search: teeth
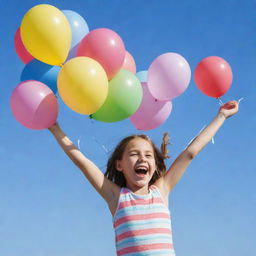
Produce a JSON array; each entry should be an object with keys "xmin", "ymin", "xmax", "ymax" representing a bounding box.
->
[{"xmin": 135, "ymin": 166, "xmax": 147, "ymax": 170}]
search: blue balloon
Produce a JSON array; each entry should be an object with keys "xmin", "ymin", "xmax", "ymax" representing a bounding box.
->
[
  {"xmin": 20, "ymin": 59, "xmax": 60, "ymax": 94},
  {"xmin": 62, "ymin": 10, "xmax": 89, "ymax": 59},
  {"xmin": 136, "ymin": 70, "xmax": 148, "ymax": 83}
]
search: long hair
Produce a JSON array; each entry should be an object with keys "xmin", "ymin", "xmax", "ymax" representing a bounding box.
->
[{"xmin": 104, "ymin": 133, "xmax": 170, "ymax": 187}]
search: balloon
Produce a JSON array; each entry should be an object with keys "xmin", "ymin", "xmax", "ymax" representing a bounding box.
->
[
  {"xmin": 57, "ymin": 57, "xmax": 108, "ymax": 115},
  {"xmin": 10, "ymin": 80, "xmax": 58, "ymax": 130},
  {"xmin": 62, "ymin": 10, "xmax": 89, "ymax": 59},
  {"xmin": 20, "ymin": 4, "xmax": 71, "ymax": 66},
  {"xmin": 77, "ymin": 28, "xmax": 125, "ymax": 80},
  {"xmin": 91, "ymin": 69, "xmax": 143, "ymax": 122},
  {"xmin": 136, "ymin": 71, "xmax": 148, "ymax": 83},
  {"xmin": 21, "ymin": 59, "xmax": 60, "ymax": 93},
  {"xmin": 194, "ymin": 56, "xmax": 233, "ymax": 98},
  {"xmin": 148, "ymin": 52, "xmax": 191, "ymax": 101},
  {"xmin": 130, "ymin": 83, "xmax": 172, "ymax": 130},
  {"xmin": 121, "ymin": 51, "xmax": 136, "ymax": 74},
  {"xmin": 14, "ymin": 27, "xmax": 34, "ymax": 64}
]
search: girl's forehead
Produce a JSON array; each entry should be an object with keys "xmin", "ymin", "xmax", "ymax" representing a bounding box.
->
[{"xmin": 126, "ymin": 138, "xmax": 153, "ymax": 151}]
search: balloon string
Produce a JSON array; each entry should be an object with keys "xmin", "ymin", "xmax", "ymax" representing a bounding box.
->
[
  {"xmin": 77, "ymin": 136, "xmax": 110, "ymax": 155},
  {"xmin": 92, "ymin": 136, "xmax": 110, "ymax": 154},
  {"xmin": 184, "ymin": 124, "xmax": 214, "ymax": 150},
  {"xmin": 218, "ymin": 97, "xmax": 244, "ymax": 106},
  {"xmin": 88, "ymin": 117, "xmax": 110, "ymax": 154},
  {"xmin": 185, "ymin": 97, "xmax": 245, "ymax": 150},
  {"xmin": 238, "ymin": 97, "xmax": 244, "ymax": 103},
  {"xmin": 217, "ymin": 98, "xmax": 224, "ymax": 106},
  {"xmin": 77, "ymin": 138, "xmax": 81, "ymax": 150}
]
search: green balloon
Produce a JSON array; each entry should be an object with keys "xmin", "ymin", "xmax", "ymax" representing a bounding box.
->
[{"xmin": 91, "ymin": 69, "xmax": 143, "ymax": 122}]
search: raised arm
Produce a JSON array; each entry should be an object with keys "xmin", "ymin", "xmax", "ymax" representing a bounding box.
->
[
  {"xmin": 48, "ymin": 123, "xmax": 120, "ymax": 206},
  {"xmin": 160, "ymin": 100, "xmax": 239, "ymax": 193}
]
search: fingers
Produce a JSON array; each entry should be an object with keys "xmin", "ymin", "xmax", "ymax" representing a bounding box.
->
[
  {"xmin": 223, "ymin": 100, "xmax": 238, "ymax": 107},
  {"xmin": 227, "ymin": 100, "xmax": 238, "ymax": 105},
  {"xmin": 221, "ymin": 101, "xmax": 238, "ymax": 110}
]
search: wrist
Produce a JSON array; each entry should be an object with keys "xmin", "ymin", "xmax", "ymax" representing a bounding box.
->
[
  {"xmin": 48, "ymin": 123, "xmax": 60, "ymax": 133},
  {"xmin": 217, "ymin": 112, "xmax": 227, "ymax": 120}
]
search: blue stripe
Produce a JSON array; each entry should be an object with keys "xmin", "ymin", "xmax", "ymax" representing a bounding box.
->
[
  {"xmin": 117, "ymin": 234, "xmax": 172, "ymax": 249},
  {"xmin": 114, "ymin": 204, "xmax": 170, "ymax": 220}
]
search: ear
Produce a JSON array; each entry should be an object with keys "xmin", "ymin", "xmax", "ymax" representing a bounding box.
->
[{"xmin": 115, "ymin": 160, "xmax": 123, "ymax": 172}]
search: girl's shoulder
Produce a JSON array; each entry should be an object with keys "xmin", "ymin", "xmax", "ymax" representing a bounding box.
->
[
  {"xmin": 106, "ymin": 185, "xmax": 121, "ymax": 217},
  {"xmin": 152, "ymin": 177, "xmax": 169, "ymax": 207}
]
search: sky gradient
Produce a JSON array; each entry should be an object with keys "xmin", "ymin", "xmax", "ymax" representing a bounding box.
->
[{"xmin": 0, "ymin": 0, "xmax": 255, "ymax": 255}]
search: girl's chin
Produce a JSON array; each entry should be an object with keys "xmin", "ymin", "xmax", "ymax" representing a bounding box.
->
[
  {"xmin": 134, "ymin": 179, "xmax": 149, "ymax": 187},
  {"xmin": 127, "ymin": 174, "xmax": 152, "ymax": 188}
]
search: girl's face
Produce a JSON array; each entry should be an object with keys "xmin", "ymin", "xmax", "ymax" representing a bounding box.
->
[{"xmin": 116, "ymin": 137, "xmax": 157, "ymax": 192}]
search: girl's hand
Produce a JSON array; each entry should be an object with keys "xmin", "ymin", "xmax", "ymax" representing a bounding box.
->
[{"xmin": 219, "ymin": 100, "xmax": 239, "ymax": 119}]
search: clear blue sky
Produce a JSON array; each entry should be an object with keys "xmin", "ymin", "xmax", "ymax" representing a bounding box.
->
[{"xmin": 1, "ymin": 0, "xmax": 255, "ymax": 255}]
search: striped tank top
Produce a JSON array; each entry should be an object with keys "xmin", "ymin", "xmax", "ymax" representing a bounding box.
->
[{"xmin": 113, "ymin": 185, "xmax": 175, "ymax": 255}]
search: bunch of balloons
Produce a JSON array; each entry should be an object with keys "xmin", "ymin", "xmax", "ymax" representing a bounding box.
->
[
  {"xmin": 11, "ymin": 4, "xmax": 233, "ymax": 131},
  {"xmin": 11, "ymin": 4, "xmax": 142, "ymax": 129}
]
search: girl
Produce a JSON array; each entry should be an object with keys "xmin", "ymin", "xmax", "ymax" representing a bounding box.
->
[{"xmin": 48, "ymin": 100, "xmax": 239, "ymax": 255}]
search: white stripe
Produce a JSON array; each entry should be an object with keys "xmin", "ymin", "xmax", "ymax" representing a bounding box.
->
[{"xmin": 122, "ymin": 248, "xmax": 175, "ymax": 256}]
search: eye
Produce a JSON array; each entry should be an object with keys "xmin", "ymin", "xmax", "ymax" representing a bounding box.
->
[{"xmin": 146, "ymin": 154, "xmax": 153, "ymax": 158}]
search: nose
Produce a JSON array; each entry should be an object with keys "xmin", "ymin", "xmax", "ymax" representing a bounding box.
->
[{"xmin": 138, "ymin": 154, "xmax": 146, "ymax": 162}]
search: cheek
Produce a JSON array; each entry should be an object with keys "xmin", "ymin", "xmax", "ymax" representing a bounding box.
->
[
  {"xmin": 127, "ymin": 157, "xmax": 137, "ymax": 165},
  {"xmin": 123, "ymin": 158, "xmax": 137, "ymax": 171},
  {"xmin": 151, "ymin": 159, "xmax": 157, "ymax": 168},
  {"xmin": 152, "ymin": 163, "xmax": 159, "ymax": 174}
]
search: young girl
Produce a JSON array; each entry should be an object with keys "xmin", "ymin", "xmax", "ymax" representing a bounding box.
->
[{"xmin": 48, "ymin": 100, "xmax": 239, "ymax": 255}]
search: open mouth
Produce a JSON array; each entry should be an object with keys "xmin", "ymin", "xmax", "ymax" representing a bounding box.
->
[{"xmin": 134, "ymin": 167, "xmax": 148, "ymax": 175}]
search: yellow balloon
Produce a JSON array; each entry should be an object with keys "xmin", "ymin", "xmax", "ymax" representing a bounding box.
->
[
  {"xmin": 58, "ymin": 57, "xmax": 109, "ymax": 114},
  {"xmin": 20, "ymin": 4, "xmax": 71, "ymax": 66}
]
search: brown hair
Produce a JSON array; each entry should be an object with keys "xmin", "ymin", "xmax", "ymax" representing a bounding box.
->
[{"xmin": 104, "ymin": 133, "xmax": 170, "ymax": 187}]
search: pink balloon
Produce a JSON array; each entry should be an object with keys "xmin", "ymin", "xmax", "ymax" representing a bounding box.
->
[
  {"xmin": 77, "ymin": 28, "xmax": 125, "ymax": 80},
  {"xmin": 14, "ymin": 28, "xmax": 34, "ymax": 64},
  {"xmin": 130, "ymin": 83, "xmax": 172, "ymax": 130},
  {"xmin": 10, "ymin": 80, "xmax": 58, "ymax": 130},
  {"xmin": 148, "ymin": 52, "xmax": 191, "ymax": 101},
  {"xmin": 122, "ymin": 51, "xmax": 136, "ymax": 74}
]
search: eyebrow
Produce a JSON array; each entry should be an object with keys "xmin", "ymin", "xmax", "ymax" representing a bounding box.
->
[{"xmin": 128, "ymin": 149, "xmax": 153, "ymax": 153}]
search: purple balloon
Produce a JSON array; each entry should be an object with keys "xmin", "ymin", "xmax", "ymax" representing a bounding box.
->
[
  {"xmin": 148, "ymin": 52, "xmax": 191, "ymax": 101},
  {"xmin": 130, "ymin": 83, "xmax": 172, "ymax": 130}
]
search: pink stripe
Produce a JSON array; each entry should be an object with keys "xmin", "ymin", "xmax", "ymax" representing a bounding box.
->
[
  {"xmin": 117, "ymin": 243, "xmax": 173, "ymax": 255},
  {"xmin": 116, "ymin": 228, "xmax": 171, "ymax": 242},
  {"xmin": 114, "ymin": 212, "xmax": 169, "ymax": 228},
  {"xmin": 118, "ymin": 197, "xmax": 163, "ymax": 209}
]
